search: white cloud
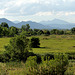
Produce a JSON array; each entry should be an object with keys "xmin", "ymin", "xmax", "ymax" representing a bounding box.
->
[
  {"xmin": 14, "ymin": 0, "xmax": 39, "ymax": 6},
  {"xmin": 0, "ymin": 8, "xmax": 8, "ymax": 15},
  {"xmin": 56, "ymin": 11, "xmax": 75, "ymax": 16},
  {"xmin": 0, "ymin": 9, "xmax": 5, "ymax": 15},
  {"xmin": 56, "ymin": 11, "xmax": 64, "ymax": 16},
  {"xmin": 0, "ymin": 0, "xmax": 75, "ymax": 22},
  {"xmin": 34, "ymin": 12, "xmax": 53, "ymax": 16},
  {"xmin": 63, "ymin": 0, "xmax": 66, "ymax": 2},
  {"xmin": 1, "ymin": 0, "xmax": 75, "ymax": 16},
  {"xmin": 65, "ymin": 12, "xmax": 75, "ymax": 16}
]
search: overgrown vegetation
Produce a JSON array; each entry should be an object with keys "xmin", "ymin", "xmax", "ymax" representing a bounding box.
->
[
  {"xmin": 0, "ymin": 54, "xmax": 69, "ymax": 75},
  {"xmin": 25, "ymin": 54, "xmax": 68, "ymax": 75},
  {"xmin": 0, "ymin": 22, "xmax": 75, "ymax": 74}
]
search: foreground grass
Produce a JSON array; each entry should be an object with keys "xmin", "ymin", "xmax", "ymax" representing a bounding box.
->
[
  {"xmin": 0, "ymin": 59, "xmax": 74, "ymax": 75},
  {"xmin": 0, "ymin": 62, "xmax": 28, "ymax": 75}
]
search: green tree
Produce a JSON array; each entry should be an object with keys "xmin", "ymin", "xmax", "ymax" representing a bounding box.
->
[
  {"xmin": 59, "ymin": 30, "xmax": 64, "ymax": 35},
  {"xmin": 9, "ymin": 26, "xmax": 18, "ymax": 36},
  {"xmin": 0, "ymin": 26, "xmax": 9, "ymax": 37},
  {"xmin": 2, "ymin": 27, "xmax": 9, "ymax": 36},
  {"xmin": 71, "ymin": 27, "xmax": 75, "ymax": 34},
  {"xmin": 21, "ymin": 24, "xmax": 30, "ymax": 31},
  {"xmin": 37, "ymin": 30, "xmax": 44, "ymax": 35},
  {"xmin": 50, "ymin": 29, "xmax": 59, "ymax": 35},
  {"xmin": 0, "ymin": 22, "xmax": 9, "ymax": 28},
  {"xmin": 30, "ymin": 37, "xmax": 40, "ymax": 48},
  {"xmin": 43, "ymin": 30, "xmax": 50, "ymax": 36},
  {"xmin": 25, "ymin": 24, "xmax": 30, "ymax": 31},
  {"xmin": 0, "ymin": 26, "xmax": 3, "ymax": 37},
  {"xmin": 4, "ymin": 35, "xmax": 31, "ymax": 61},
  {"xmin": 20, "ymin": 31, "xmax": 31, "ymax": 36},
  {"xmin": 21, "ymin": 25, "xmax": 26, "ymax": 31}
]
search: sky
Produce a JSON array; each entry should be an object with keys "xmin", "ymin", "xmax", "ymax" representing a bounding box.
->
[{"xmin": 0, "ymin": 0, "xmax": 75, "ymax": 23}]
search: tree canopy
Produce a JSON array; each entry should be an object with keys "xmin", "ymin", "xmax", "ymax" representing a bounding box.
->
[
  {"xmin": 30, "ymin": 37, "xmax": 40, "ymax": 48},
  {"xmin": 0, "ymin": 22, "xmax": 9, "ymax": 28},
  {"xmin": 5, "ymin": 35, "xmax": 31, "ymax": 61}
]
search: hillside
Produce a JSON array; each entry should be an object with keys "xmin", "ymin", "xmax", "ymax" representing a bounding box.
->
[{"xmin": 0, "ymin": 18, "xmax": 75, "ymax": 29}]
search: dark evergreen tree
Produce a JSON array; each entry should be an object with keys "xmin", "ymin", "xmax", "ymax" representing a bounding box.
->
[
  {"xmin": 0, "ymin": 22, "xmax": 9, "ymax": 28},
  {"xmin": 4, "ymin": 35, "xmax": 31, "ymax": 61},
  {"xmin": 71, "ymin": 27, "xmax": 75, "ymax": 34},
  {"xmin": 30, "ymin": 37, "xmax": 40, "ymax": 48}
]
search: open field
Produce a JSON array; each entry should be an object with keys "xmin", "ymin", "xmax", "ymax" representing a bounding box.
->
[
  {"xmin": 32, "ymin": 35, "xmax": 75, "ymax": 54},
  {"xmin": 0, "ymin": 37, "xmax": 11, "ymax": 52},
  {"xmin": 0, "ymin": 35, "xmax": 75, "ymax": 54}
]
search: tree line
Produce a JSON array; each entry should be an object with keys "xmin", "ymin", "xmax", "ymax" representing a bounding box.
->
[{"xmin": 0, "ymin": 22, "xmax": 75, "ymax": 37}]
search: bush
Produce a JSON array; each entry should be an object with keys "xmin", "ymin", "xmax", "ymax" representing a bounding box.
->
[
  {"xmin": 27, "ymin": 53, "xmax": 42, "ymax": 63},
  {"xmin": 26, "ymin": 53, "xmax": 68, "ymax": 75},
  {"xmin": 36, "ymin": 54, "xmax": 42, "ymax": 63},
  {"xmin": 4, "ymin": 34, "xmax": 31, "ymax": 62},
  {"xmin": 66, "ymin": 52, "xmax": 75, "ymax": 60},
  {"xmin": 30, "ymin": 37, "xmax": 40, "ymax": 48},
  {"xmin": 44, "ymin": 53, "xmax": 54, "ymax": 61},
  {"xmin": 0, "ymin": 52, "xmax": 11, "ymax": 62}
]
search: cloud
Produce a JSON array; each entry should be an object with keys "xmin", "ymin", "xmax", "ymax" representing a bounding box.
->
[
  {"xmin": 34, "ymin": 12, "xmax": 53, "ymax": 16},
  {"xmin": 0, "ymin": 0, "xmax": 75, "ymax": 22},
  {"xmin": 3, "ymin": 0, "xmax": 75, "ymax": 16},
  {"xmin": 56, "ymin": 11, "xmax": 75, "ymax": 16},
  {"xmin": 65, "ymin": 12, "xmax": 75, "ymax": 16},
  {"xmin": 0, "ymin": 9, "xmax": 5, "ymax": 15}
]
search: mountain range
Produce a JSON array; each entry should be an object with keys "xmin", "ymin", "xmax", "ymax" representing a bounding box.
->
[
  {"xmin": 40, "ymin": 19, "xmax": 75, "ymax": 29},
  {"xmin": 0, "ymin": 18, "xmax": 75, "ymax": 29},
  {"xmin": 40, "ymin": 19, "xmax": 69, "ymax": 25}
]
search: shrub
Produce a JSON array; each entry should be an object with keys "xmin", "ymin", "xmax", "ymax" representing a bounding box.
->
[
  {"xmin": 4, "ymin": 34, "xmax": 31, "ymax": 62},
  {"xmin": 0, "ymin": 52, "xmax": 11, "ymax": 62},
  {"xmin": 44, "ymin": 53, "xmax": 54, "ymax": 61},
  {"xmin": 26, "ymin": 53, "xmax": 42, "ymax": 63},
  {"xmin": 30, "ymin": 37, "xmax": 40, "ymax": 48},
  {"xmin": 66, "ymin": 52, "xmax": 75, "ymax": 60},
  {"xmin": 26, "ymin": 53, "xmax": 68, "ymax": 75}
]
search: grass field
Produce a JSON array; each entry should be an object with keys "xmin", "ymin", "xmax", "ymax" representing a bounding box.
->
[
  {"xmin": 0, "ymin": 37, "xmax": 11, "ymax": 52},
  {"xmin": 32, "ymin": 35, "xmax": 75, "ymax": 54},
  {"xmin": 0, "ymin": 35, "xmax": 75, "ymax": 54}
]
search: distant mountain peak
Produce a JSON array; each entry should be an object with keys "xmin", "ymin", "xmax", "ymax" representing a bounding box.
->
[
  {"xmin": 52, "ymin": 19, "xmax": 68, "ymax": 22},
  {"xmin": 40, "ymin": 18, "xmax": 70, "ymax": 25},
  {"xmin": 1, "ymin": 18, "xmax": 6, "ymax": 19},
  {"xmin": 0, "ymin": 18, "xmax": 16, "ymax": 27},
  {"xmin": 52, "ymin": 19, "xmax": 60, "ymax": 21},
  {"xmin": 0, "ymin": 18, "xmax": 8, "ymax": 21}
]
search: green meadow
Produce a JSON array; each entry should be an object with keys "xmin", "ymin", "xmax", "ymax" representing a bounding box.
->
[
  {"xmin": 0, "ymin": 37, "xmax": 11, "ymax": 52},
  {"xmin": 32, "ymin": 35, "xmax": 75, "ymax": 54},
  {"xmin": 0, "ymin": 35, "xmax": 75, "ymax": 54}
]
